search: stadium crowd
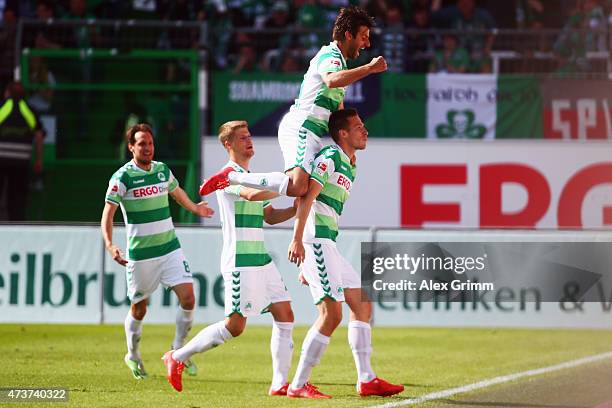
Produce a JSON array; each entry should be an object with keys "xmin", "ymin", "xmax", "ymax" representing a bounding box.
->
[{"xmin": 1, "ymin": 0, "xmax": 612, "ymax": 85}]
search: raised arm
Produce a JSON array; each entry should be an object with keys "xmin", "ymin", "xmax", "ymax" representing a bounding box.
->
[
  {"xmin": 101, "ymin": 202, "xmax": 127, "ymax": 266},
  {"xmin": 169, "ymin": 186, "xmax": 214, "ymax": 218},
  {"xmin": 288, "ymin": 180, "xmax": 323, "ymax": 266},
  {"xmin": 322, "ymin": 56, "xmax": 387, "ymax": 89}
]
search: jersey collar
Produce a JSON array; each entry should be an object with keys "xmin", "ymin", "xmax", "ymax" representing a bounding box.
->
[
  {"xmin": 332, "ymin": 144, "xmax": 356, "ymax": 167},
  {"xmin": 226, "ymin": 160, "xmax": 247, "ymax": 173},
  {"xmin": 130, "ymin": 159, "xmax": 155, "ymax": 173}
]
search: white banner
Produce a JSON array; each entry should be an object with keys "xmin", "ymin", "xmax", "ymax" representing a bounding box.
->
[
  {"xmin": 1, "ymin": 226, "xmax": 611, "ymax": 328},
  {"xmin": 0, "ymin": 225, "xmax": 367, "ymax": 326},
  {"xmin": 426, "ymin": 74, "xmax": 497, "ymax": 140},
  {"xmin": 203, "ymin": 138, "xmax": 612, "ymax": 229}
]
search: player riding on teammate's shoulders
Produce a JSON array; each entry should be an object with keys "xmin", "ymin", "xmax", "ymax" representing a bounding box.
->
[{"xmin": 199, "ymin": 5, "xmax": 387, "ymax": 202}]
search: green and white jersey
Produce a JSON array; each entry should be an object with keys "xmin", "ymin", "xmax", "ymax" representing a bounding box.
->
[
  {"xmin": 305, "ymin": 145, "xmax": 356, "ymax": 244},
  {"xmin": 105, "ymin": 160, "xmax": 180, "ymax": 262},
  {"xmin": 216, "ymin": 161, "xmax": 273, "ymax": 272},
  {"xmin": 291, "ymin": 42, "xmax": 348, "ymax": 137}
]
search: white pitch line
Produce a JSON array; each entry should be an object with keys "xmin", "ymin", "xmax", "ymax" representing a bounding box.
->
[{"xmin": 370, "ymin": 351, "xmax": 612, "ymax": 408}]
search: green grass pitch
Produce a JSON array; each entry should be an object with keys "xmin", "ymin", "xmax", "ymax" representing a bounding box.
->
[{"xmin": 1, "ymin": 324, "xmax": 611, "ymax": 407}]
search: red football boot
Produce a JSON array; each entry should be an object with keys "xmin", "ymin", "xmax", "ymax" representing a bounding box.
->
[
  {"xmin": 358, "ymin": 377, "xmax": 404, "ymax": 397},
  {"xmin": 199, "ymin": 167, "xmax": 234, "ymax": 196},
  {"xmin": 287, "ymin": 382, "xmax": 332, "ymax": 399},
  {"xmin": 162, "ymin": 351, "xmax": 185, "ymax": 392},
  {"xmin": 268, "ymin": 383, "xmax": 289, "ymax": 396}
]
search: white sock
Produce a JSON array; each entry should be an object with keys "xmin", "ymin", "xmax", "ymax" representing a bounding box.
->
[
  {"xmin": 348, "ymin": 320, "xmax": 376, "ymax": 383},
  {"xmin": 172, "ymin": 306, "xmax": 194, "ymax": 350},
  {"xmin": 172, "ymin": 320, "xmax": 232, "ymax": 363},
  {"xmin": 270, "ymin": 320, "xmax": 294, "ymax": 389},
  {"xmin": 228, "ymin": 171, "xmax": 289, "ymax": 195},
  {"xmin": 290, "ymin": 327, "xmax": 330, "ymax": 389},
  {"xmin": 124, "ymin": 313, "xmax": 143, "ymax": 361}
]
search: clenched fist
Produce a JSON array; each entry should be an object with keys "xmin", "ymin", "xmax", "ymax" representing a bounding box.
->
[{"xmin": 368, "ymin": 56, "xmax": 388, "ymax": 73}]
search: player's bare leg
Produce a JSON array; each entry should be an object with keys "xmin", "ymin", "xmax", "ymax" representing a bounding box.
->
[
  {"xmin": 344, "ymin": 288, "xmax": 404, "ymax": 397},
  {"xmin": 288, "ymin": 298, "xmax": 340, "ymax": 398},
  {"xmin": 268, "ymin": 301, "xmax": 295, "ymax": 396}
]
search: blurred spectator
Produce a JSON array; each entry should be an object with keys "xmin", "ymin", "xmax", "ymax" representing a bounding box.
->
[
  {"xmin": 433, "ymin": 0, "xmax": 496, "ymax": 72},
  {"xmin": 230, "ymin": 0, "xmax": 273, "ymax": 28},
  {"xmin": 157, "ymin": 0, "xmax": 202, "ymax": 49},
  {"xmin": 321, "ymin": 0, "xmax": 350, "ymax": 29},
  {"xmin": 231, "ymin": 32, "xmax": 261, "ymax": 72},
  {"xmin": 406, "ymin": 4, "xmax": 435, "ymax": 72},
  {"xmin": 62, "ymin": 0, "xmax": 102, "ymax": 48},
  {"xmin": 261, "ymin": 1, "xmax": 297, "ymax": 71},
  {"xmin": 280, "ymin": 52, "xmax": 302, "ymax": 72},
  {"xmin": 204, "ymin": 1, "xmax": 234, "ymax": 68},
  {"xmin": 23, "ymin": 1, "xmax": 63, "ymax": 49},
  {"xmin": 364, "ymin": 0, "xmax": 388, "ymax": 23},
  {"xmin": 263, "ymin": 1, "xmax": 294, "ymax": 47},
  {"xmin": 0, "ymin": 82, "xmax": 45, "ymax": 221},
  {"xmin": 553, "ymin": 0, "xmax": 604, "ymax": 73},
  {"xmin": 296, "ymin": 0, "xmax": 327, "ymax": 57},
  {"xmin": 584, "ymin": 0, "xmax": 605, "ymax": 50},
  {"xmin": 515, "ymin": 0, "xmax": 545, "ymax": 28},
  {"xmin": 429, "ymin": 33, "xmax": 470, "ymax": 72},
  {"xmin": 379, "ymin": 4, "xmax": 407, "ymax": 73},
  {"xmin": 27, "ymin": 56, "xmax": 56, "ymax": 113}
]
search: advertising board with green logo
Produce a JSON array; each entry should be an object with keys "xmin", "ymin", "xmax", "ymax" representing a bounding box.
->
[{"xmin": 212, "ymin": 72, "xmax": 543, "ymax": 139}]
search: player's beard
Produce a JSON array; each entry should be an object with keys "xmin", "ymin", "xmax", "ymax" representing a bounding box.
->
[{"xmin": 135, "ymin": 155, "xmax": 152, "ymax": 167}]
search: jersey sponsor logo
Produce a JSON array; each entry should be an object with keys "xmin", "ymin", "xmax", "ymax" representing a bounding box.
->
[
  {"xmin": 157, "ymin": 172, "xmax": 166, "ymax": 182},
  {"xmin": 133, "ymin": 185, "xmax": 167, "ymax": 197},
  {"xmin": 337, "ymin": 174, "xmax": 352, "ymax": 190},
  {"xmin": 111, "ymin": 184, "xmax": 118, "ymax": 192},
  {"xmin": 331, "ymin": 59, "xmax": 341, "ymax": 66}
]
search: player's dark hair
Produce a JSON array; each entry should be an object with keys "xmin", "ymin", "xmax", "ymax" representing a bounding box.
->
[
  {"xmin": 329, "ymin": 108, "xmax": 359, "ymax": 144},
  {"xmin": 332, "ymin": 6, "xmax": 374, "ymax": 42},
  {"xmin": 125, "ymin": 123, "xmax": 154, "ymax": 145}
]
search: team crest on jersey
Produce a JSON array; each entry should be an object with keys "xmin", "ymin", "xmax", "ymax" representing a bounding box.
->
[
  {"xmin": 244, "ymin": 301, "xmax": 253, "ymax": 312},
  {"xmin": 157, "ymin": 172, "xmax": 166, "ymax": 182}
]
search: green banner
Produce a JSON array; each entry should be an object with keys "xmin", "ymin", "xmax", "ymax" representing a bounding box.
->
[{"xmin": 212, "ymin": 72, "xmax": 546, "ymax": 139}]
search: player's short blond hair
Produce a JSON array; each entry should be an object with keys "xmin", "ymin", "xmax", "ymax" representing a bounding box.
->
[{"xmin": 218, "ymin": 120, "xmax": 248, "ymax": 149}]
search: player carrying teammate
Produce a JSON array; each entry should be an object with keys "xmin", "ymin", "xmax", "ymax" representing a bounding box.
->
[
  {"xmin": 199, "ymin": 6, "xmax": 387, "ymax": 198},
  {"xmin": 101, "ymin": 123, "xmax": 214, "ymax": 380},
  {"xmin": 163, "ymin": 121, "xmax": 297, "ymax": 394},
  {"xmin": 286, "ymin": 109, "xmax": 404, "ymax": 398}
]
